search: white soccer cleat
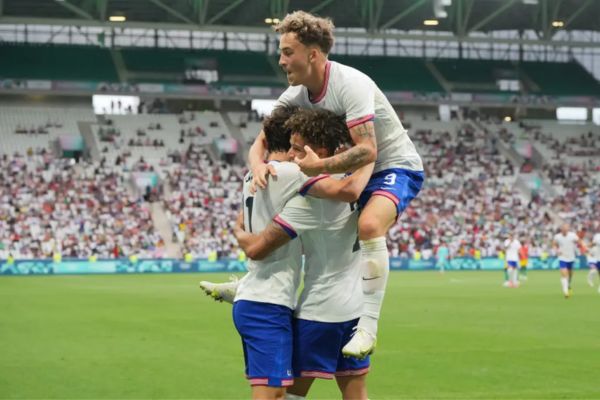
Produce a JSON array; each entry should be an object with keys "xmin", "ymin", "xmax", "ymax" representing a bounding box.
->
[
  {"xmin": 199, "ymin": 276, "xmax": 239, "ymax": 304},
  {"xmin": 342, "ymin": 327, "xmax": 377, "ymax": 359}
]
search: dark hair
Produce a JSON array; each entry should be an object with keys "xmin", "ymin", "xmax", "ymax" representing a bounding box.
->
[
  {"xmin": 284, "ymin": 109, "xmax": 351, "ymax": 156},
  {"xmin": 262, "ymin": 106, "xmax": 298, "ymax": 153},
  {"xmin": 275, "ymin": 11, "xmax": 335, "ymax": 54}
]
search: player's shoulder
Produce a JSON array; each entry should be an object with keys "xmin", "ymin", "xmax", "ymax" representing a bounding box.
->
[
  {"xmin": 269, "ymin": 160, "xmax": 300, "ymax": 176},
  {"xmin": 267, "ymin": 161, "xmax": 305, "ymax": 185},
  {"xmin": 279, "ymin": 85, "xmax": 304, "ymax": 101},
  {"xmin": 331, "ymin": 60, "xmax": 373, "ymax": 85}
]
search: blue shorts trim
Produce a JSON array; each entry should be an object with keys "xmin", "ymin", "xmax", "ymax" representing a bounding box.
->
[
  {"xmin": 292, "ymin": 318, "xmax": 370, "ymax": 379},
  {"xmin": 559, "ymin": 260, "xmax": 574, "ymax": 270},
  {"xmin": 358, "ymin": 168, "xmax": 424, "ymax": 217},
  {"xmin": 232, "ymin": 300, "xmax": 294, "ymax": 387},
  {"xmin": 507, "ymin": 261, "xmax": 518, "ymax": 268}
]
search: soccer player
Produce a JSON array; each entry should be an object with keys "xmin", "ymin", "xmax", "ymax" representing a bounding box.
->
[
  {"xmin": 519, "ymin": 239, "xmax": 529, "ymax": 281},
  {"xmin": 503, "ymin": 233, "xmax": 521, "ymax": 288},
  {"xmin": 236, "ymin": 109, "xmax": 375, "ymax": 400},
  {"xmin": 436, "ymin": 240, "xmax": 450, "ymax": 274},
  {"xmin": 553, "ymin": 224, "xmax": 581, "ymax": 298},
  {"xmin": 248, "ymin": 10, "xmax": 424, "ymax": 358},
  {"xmin": 201, "ymin": 108, "xmax": 372, "ymax": 399},
  {"xmin": 230, "ymin": 106, "xmax": 308, "ymax": 400},
  {"xmin": 586, "ymin": 230, "xmax": 600, "ymax": 291}
]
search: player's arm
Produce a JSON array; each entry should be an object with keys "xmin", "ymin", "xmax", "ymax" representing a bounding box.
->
[
  {"xmin": 296, "ymin": 122, "xmax": 377, "ymax": 176},
  {"xmin": 306, "ymin": 162, "xmax": 374, "ymax": 202},
  {"xmin": 248, "ymin": 130, "xmax": 277, "ymax": 190},
  {"xmin": 234, "ymin": 221, "xmax": 291, "ymax": 261}
]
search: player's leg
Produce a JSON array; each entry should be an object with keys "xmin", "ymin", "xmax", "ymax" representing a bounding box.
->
[
  {"xmin": 502, "ymin": 263, "xmax": 510, "ymax": 287},
  {"xmin": 252, "ymin": 386, "xmax": 286, "ymax": 400},
  {"xmin": 568, "ymin": 264, "xmax": 574, "ymax": 295},
  {"xmin": 336, "ymin": 375, "xmax": 368, "ymax": 400},
  {"xmin": 232, "ymin": 301, "xmax": 294, "ymax": 398},
  {"xmin": 344, "ymin": 168, "xmax": 423, "ymax": 358},
  {"xmin": 587, "ymin": 263, "xmax": 598, "ymax": 287},
  {"xmin": 285, "ymin": 378, "xmax": 315, "ymax": 399},
  {"xmin": 559, "ymin": 262, "xmax": 570, "ymax": 297},
  {"xmin": 336, "ymin": 318, "xmax": 370, "ymax": 399},
  {"xmin": 520, "ymin": 260, "xmax": 528, "ymax": 281}
]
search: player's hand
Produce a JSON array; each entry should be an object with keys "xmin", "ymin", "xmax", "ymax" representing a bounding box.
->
[
  {"xmin": 250, "ymin": 163, "xmax": 277, "ymax": 193},
  {"xmin": 295, "ymin": 146, "xmax": 325, "ymax": 177}
]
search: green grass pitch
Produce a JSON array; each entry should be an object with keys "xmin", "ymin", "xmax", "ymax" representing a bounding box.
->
[{"xmin": 1, "ymin": 271, "xmax": 599, "ymax": 399}]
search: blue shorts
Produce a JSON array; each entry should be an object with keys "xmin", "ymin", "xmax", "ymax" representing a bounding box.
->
[
  {"xmin": 232, "ymin": 300, "xmax": 294, "ymax": 387},
  {"xmin": 358, "ymin": 168, "xmax": 424, "ymax": 217},
  {"xmin": 507, "ymin": 261, "xmax": 518, "ymax": 268},
  {"xmin": 588, "ymin": 261, "xmax": 598, "ymax": 269},
  {"xmin": 559, "ymin": 260, "xmax": 574, "ymax": 270},
  {"xmin": 292, "ymin": 318, "xmax": 370, "ymax": 379}
]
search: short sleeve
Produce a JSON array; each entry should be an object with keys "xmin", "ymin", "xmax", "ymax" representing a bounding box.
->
[
  {"xmin": 340, "ymin": 74, "xmax": 375, "ymax": 129},
  {"xmin": 275, "ymin": 86, "xmax": 302, "ymax": 108},
  {"xmin": 274, "ymin": 196, "xmax": 321, "ymax": 238}
]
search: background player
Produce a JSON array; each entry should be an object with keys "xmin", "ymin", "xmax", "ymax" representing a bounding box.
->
[
  {"xmin": 553, "ymin": 224, "xmax": 581, "ymax": 298},
  {"xmin": 503, "ymin": 233, "xmax": 521, "ymax": 288}
]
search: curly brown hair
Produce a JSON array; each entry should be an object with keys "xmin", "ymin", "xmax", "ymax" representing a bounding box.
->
[
  {"xmin": 275, "ymin": 11, "xmax": 335, "ymax": 54},
  {"xmin": 262, "ymin": 106, "xmax": 298, "ymax": 153},
  {"xmin": 284, "ymin": 109, "xmax": 351, "ymax": 156}
]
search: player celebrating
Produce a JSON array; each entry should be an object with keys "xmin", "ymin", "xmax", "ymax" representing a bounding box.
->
[
  {"xmin": 249, "ymin": 10, "xmax": 424, "ymax": 358},
  {"xmin": 237, "ymin": 109, "xmax": 375, "ymax": 400},
  {"xmin": 552, "ymin": 224, "xmax": 581, "ymax": 298}
]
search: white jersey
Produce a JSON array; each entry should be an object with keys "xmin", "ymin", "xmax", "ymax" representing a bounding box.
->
[
  {"xmin": 234, "ymin": 161, "xmax": 313, "ymax": 309},
  {"xmin": 553, "ymin": 232, "xmax": 579, "ymax": 262},
  {"xmin": 589, "ymin": 233, "xmax": 600, "ymax": 262},
  {"xmin": 277, "ymin": 61, "xmax": 423, "ymax": 173},
  {"xmin": 275, "ymin": 193, "xmax": 363, "ymax": 323},
  {"xmin": 504, "ymin": 239, "xmax": 521, "ymax": 262}
]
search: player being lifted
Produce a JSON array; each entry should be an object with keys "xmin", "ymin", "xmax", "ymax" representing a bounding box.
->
[{"xmin": 249, "ymin": 11, "xmax": 424, "ymax": 358}]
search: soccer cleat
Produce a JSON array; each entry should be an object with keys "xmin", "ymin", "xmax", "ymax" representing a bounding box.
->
[
  {"xmin": 199, "ymin": 276, "xmax": 239, "ymax": 304},
  {"xmin": 342, "ymin": 327, "xmax": 377, "ymax": 359}
]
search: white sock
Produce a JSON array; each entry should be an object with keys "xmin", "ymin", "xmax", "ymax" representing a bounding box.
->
[
  {"xmin": 285, "ymin": 393, "xmax": 306, "ymax": 400},
  {"xmin": 357, "ymin": 237, "xmax": 389, "ymax": 336},
  {"xmin": 560, "ymin": 277, "xmax": 569, "ymax": 294},
  {"xmin": 588, "ymin": 268, "xmax": 598, "ymax": 281},
  {"xmin": 511, "ymin": 268, "xmax": 519, "ymax": 284}
]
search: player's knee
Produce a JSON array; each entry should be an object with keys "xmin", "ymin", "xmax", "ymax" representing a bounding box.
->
[{"xmin": 358, "ymin": 217, "xmax": 384, "ymax": 240}]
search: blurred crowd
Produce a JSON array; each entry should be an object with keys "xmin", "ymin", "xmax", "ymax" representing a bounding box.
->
[{"xmin": 1, "ymin": 116, "xmax": 599, "ymax": 261}]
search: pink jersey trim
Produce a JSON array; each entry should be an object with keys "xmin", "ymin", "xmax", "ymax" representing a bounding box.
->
[
  {"xmin": 347, "ymin": 114, "xmax": 375, "ymax": 129},
  {"xmin": 300, "ymin": 370, "xmax": 335, "ymax": 380},
  {"xmin": 310, "ymin": 61, "xmax": 331, "ymax": 104},
  {"xmin": 273, "ymin": 215, "xmax": 298, "ymax": 239},
  {"xmin": 299, "ymin": 174, "xmax": 330, "ymax": 196},
  {"xmin": 248, "ymin": 378, "xmax": 294, "ymax": 387},
  {"xmin": 372, "ymin": 190, "xmax": 399, "ymax": 206},
  {"xmin": 335, "ymin": 367, "xmax": 370, "ymax": 377}
]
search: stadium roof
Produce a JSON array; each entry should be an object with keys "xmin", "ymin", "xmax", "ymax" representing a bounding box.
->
[{"xmin": 1, "ymin": 0, "xmax": 599, "ymax": 36}]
